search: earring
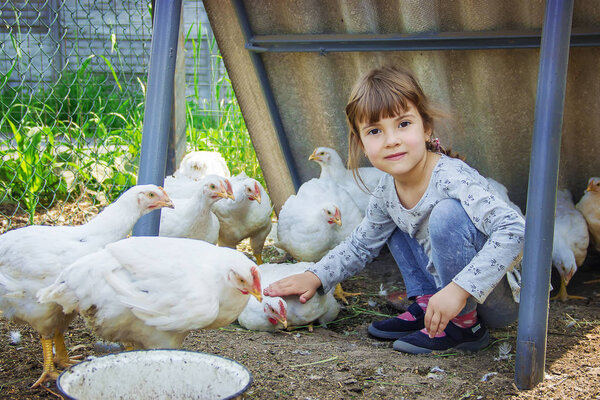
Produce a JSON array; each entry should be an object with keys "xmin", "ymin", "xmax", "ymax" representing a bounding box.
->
[{"xmin": 432, "ymin": 137, "xmax": 441, "ymax": 152}]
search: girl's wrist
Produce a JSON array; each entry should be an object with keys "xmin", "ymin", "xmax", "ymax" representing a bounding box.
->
[{"xmin": 448, "ymin": 281, "xmax": 471, "ymax": 301}]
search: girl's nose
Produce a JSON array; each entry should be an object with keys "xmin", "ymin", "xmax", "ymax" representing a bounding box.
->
[{"xmin": 385, "ymin": 129, "xmax": 402, "ymax": 147}]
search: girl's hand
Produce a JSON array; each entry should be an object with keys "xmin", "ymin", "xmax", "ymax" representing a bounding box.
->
[
  {"xmin": 263, "ymin": 271, "xmax": 322, "ymax": 304},
  {"xmin": 424, "ymin": 282, "xmax": 471, "ymax": 338}
]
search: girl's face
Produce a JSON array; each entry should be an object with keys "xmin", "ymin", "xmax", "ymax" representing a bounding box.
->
[{"xmin": 358, "ymin": 102, "xmax": 431, "ymax": 180}]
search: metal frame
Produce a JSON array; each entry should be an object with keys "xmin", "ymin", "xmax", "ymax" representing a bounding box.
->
[
  {"xmin": 246, "ymin": 29, "xmax": 599, "ymax": 53},
  {"xmin": 515, "ymin": 0, "xmax": 574, "ymax": 389},
  {"xmin": 133, "ymin": 0, "xmax": 183, "ymax": 237}
]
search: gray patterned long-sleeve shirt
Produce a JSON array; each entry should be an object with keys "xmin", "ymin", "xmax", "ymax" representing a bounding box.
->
[{"xmin": 307, "ymin": 155, "xmax": 524, "ymax": 304}]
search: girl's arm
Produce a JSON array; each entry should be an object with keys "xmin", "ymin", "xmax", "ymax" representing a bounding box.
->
[
  {"xmin": 435, "ymin": 162, "xmax": 525, "ymax": 304},
  {"xmin": 265, "ymin": 177, "xmax": 398, "ymax": 302}
]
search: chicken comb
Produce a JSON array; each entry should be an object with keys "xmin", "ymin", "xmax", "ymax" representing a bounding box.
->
[
  {"xmin": 278, "ymin": 299, "xmax": 287, "ymax": 319},
  {"xmin": 224, "ymin": 178, "xmax": 233, "ymax": 195},
  {"xmin": 250, "ymin": 265, "xmax": 261, "ymax": 292}
]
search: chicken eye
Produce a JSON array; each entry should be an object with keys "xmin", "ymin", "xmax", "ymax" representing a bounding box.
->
[
  {"xmin": 209, "ymin": 184, "xmax": 216, "ymax": 189},
  {"xmin": 239, "ymin": 278, "xmax": 246, "ymax": 284},
  {"xmin": 148, "ymin": 193, "xmax": 155, "ymax": 198}
]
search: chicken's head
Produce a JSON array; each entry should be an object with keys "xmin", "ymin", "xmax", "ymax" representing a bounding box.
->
[
  {"xmin": 309, "ymin": 147, "xmax": 332, "ymax": 165},
  {"xmin": 586, "ymin": 177, "xmax": 600, "ymax": 193},
  {"xmin": 552, "ymin": 248, "xmax": 577, "ymax": 284},
  {"xmin": 228, "ymin": 264, "xmax": 262, "ymax": 302},
  {"xmin": 129, "ymin": 184, "xmax": 174, "ymax": 214},
  {"xmin": 202, "ymin": 176, "xmax": 235, "ymax": 203},
  {"xmin": 244, "ymin": 181, "xmax": 262, "ymax": 204},
  {"xmin": 323, "ymin": 205, "xmax": 342, "ymax": 226},
  {"xmin": 263, "ymin": 297, "xmax": 288, "ymax": 328}
]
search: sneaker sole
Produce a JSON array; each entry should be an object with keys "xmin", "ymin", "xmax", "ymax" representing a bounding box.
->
[
  {"xmin": 392, "ymin": 329, "xmax": 490, "ymax": 354},
  {"xmin": 367, "ymin": 324, "xmax": 417, "ymax": 340}
]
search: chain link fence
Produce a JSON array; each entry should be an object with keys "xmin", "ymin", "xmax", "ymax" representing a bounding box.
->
[{"xmin": 0, "ymin": 1, "xmax": 260, "ymax": 231}]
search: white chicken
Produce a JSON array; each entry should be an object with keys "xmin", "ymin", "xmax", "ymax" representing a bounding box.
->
[
  {"xmin": 551, "ymin": 189, "xmax": 589, "ymax": 301},
  {"xmin": 238, "ymin": 262, "xmax": 339, "ymax": 332},
  {"xmin": 576, "ymin": 177, "xmax": 600, "ymax": 252},
  {"xmin": 276, "ymin": 178, "xmax": 363, "ymax": 303},
  {"xmin": 0, "ymin": 185, "xmax": 173, "ymax": 387},
  {"xmin": 159, "ymin": 175, "xmax": 234, "ymax": 244},
  {"xmin": 309, "ymin": 146, "xmax": 384, "ymax": 213},
  {"xmin": 275, "ymin": 178, "xmax": 362, "ymax": 262},
  {"xmin": 38, "ymin": 236, "xmax": 262, "ymax": 350},
  {"xmin": 213, "ymin": 173, "xmax": 273, "ymax": 264},
  {"xmin": 164, "ymin": 151, "xmax": 231, "ymax": 198}
]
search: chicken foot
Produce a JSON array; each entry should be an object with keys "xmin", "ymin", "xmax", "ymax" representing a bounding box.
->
[
  {"xmin": 31, "ymin": 337, "xmax": 60, "ymax": 388},
  {"xmin": 550, "ymin": 278, "xmax": 587, "ymax": 302},
  {"xmin": 334, "ymin": 283, "xmax": 361, "ymax": 305},
  {"xmin": 54, "ymin": 332, "xmax": 82, "ymax": 368}
]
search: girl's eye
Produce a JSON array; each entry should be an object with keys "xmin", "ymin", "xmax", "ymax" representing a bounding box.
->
[
  {"xmin": 399, "ymin": 121, "xmax": 411, "ymax": 128},
  {"xmin": 367, "ymin": 128, "xmax": 381, "ymax": 135}
]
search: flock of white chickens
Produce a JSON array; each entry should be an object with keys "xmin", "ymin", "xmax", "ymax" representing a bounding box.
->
[{"xmin": 0, "ymin": 147, "xmax": 598, "ymax": 389}]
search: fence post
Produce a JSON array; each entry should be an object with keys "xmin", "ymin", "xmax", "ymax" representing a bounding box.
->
[
  {"xmin": 514, "ymin": 0, "xmax": 573, "ymax": 390},
  {"xmin": 132, "ymin": 0, "xmax": 183, "ymax": 237}
]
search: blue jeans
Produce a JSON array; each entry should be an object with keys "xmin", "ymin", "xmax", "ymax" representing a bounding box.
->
[{"xmin": 386, "ymin": 199, "xmax": 518, "ymax": 329}]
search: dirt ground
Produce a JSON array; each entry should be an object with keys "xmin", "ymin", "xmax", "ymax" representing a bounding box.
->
[{"xmin": 1, "ymin": 204, "xmax": 600, "ymax": 399}]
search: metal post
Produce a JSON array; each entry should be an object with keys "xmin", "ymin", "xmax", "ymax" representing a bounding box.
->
[
  {"xmin": 515, "ymin": 0, "xmax": 573, "ymax": 390},
  {"xmin": 231, "ymin": 0, "xmax": 302, "ymax": 191},
  {"xmin": 132, "ymin": 0, "xmax": 183, "ymax": 236}
]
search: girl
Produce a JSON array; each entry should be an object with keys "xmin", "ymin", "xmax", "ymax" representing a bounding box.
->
[{"xmin": 264, "ymin": 65, "xmax": 524, "ymax": 354}]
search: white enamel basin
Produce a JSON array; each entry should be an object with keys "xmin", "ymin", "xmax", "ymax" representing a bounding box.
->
[{"xmin": 57, "ymin": 349, "xmax": 252, "ymax": 400}]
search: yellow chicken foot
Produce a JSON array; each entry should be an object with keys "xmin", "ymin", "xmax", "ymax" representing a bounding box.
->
[
  {"xmin": 31, "ymin": 337, "xmax": 60, "ymax": 388},
  {"xmin": 550, "ymin": 278, "xmax": 587, "ymax": 302},
  {"xmin": 255, "ymin": 253, "xmax": 263, "ymax": 265},
  {"xmin": 334, "ymin": 283, "xmax": 361, "ymax": 305},
  {"xmin": 53, "ymin": 332, "xmax": 81, "ymax": 368}
]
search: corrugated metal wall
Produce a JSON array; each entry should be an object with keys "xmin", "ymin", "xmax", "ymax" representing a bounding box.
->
[{"xmin": 203, "ymin": 0, "xmax": 599, "ymax": 213}]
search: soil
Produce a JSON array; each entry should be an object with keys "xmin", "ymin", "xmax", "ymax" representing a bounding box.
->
[{"xmin": 1, "ymin": 202, "xmax": 600, "ymax": 399}]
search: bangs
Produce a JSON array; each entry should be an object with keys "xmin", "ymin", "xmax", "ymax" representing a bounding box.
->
[{"xmin": 349, "ymin": 78, "xmax": 412, "ymax": 127}]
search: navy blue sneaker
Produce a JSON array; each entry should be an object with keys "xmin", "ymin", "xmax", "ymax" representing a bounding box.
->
[
  {"xmin": 392, "ymin": 319, "xmax": 489, "ymax": 354},
  {"xmin": 367, "ymin": 302, "xmax": 425, "ymax": 340}
]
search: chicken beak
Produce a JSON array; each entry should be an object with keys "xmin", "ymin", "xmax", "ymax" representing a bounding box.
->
[
  {"xmin": 250, "ymin": 290, "xmax": 262, "ymax": 303},
  {"xmin": 586, "ymin": 181, "xmax": 593, "ymax": 192},
  {"xmin": 159, "ymin": 199, "xmax": 175, "ymax": 209},
  {"xmin": 156, "ymin": 187, "xmax": 175, "ymax": 209},
  {"xmin": 279, "ymin": 317, "xmax": 288, "ymax": 329},
  {"xmin": 308, "ymin": 150, "xmax": 317, "ymax": 161}
]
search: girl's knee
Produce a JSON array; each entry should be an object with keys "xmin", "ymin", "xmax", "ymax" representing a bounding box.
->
[{"xmin": 429, "ymin": 199, "xmax": 468, "ymax": 239}]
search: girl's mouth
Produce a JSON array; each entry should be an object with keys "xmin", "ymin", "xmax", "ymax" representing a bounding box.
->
[{"xmin": 385, "ymin": 152, "xmax": 406, "ymax": 160}]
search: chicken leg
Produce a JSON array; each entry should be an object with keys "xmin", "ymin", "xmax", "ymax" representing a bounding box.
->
[
  {"xmin": 550, "ymin": 278, "xmax": 587, "ymax": 302},
  {"xmin": 334, "ymin": 283, "xmax": 361, "ymax": 304},
  {"xmin": 31, "ymin": 337, "xmax": 60, "ymax": 388},
  {"xmin": 54, "ymin": 332, "xmax": 81, "ymax": 368}
]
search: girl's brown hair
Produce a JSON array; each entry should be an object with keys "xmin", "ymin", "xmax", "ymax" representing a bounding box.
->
[{"xmin": 345, "ymin": 65, "xmax": 458, "ymax": 189}]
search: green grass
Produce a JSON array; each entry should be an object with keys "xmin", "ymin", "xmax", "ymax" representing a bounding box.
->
[{"xmin": 0, "ymin": 21, "xmax": 263, "ymax": 226}]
